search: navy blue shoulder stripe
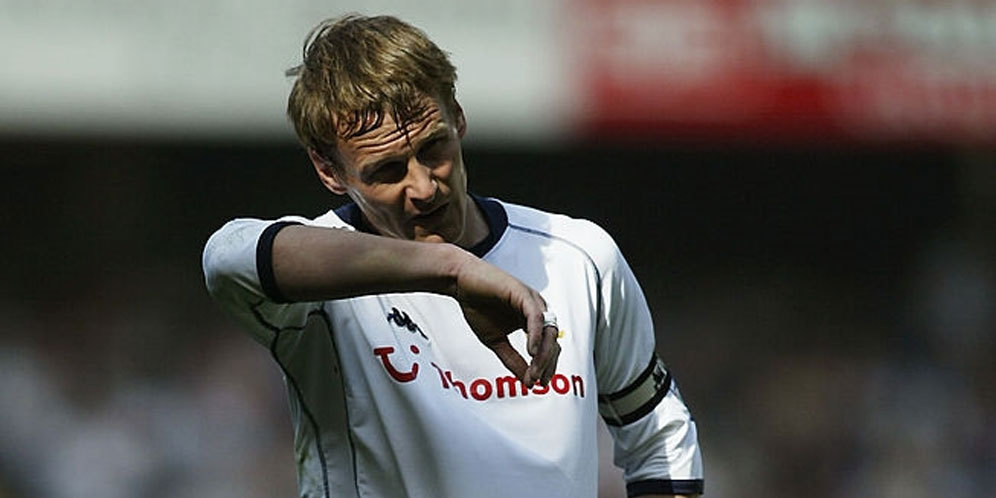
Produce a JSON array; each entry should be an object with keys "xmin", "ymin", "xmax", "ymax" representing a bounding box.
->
[
  {"xmin": 506, "ymin": 221, "xmax": 603, "ymax": 324},
  {"xmin": 506, "ymin": 222, "xmax": 603, "ymax": 285}
]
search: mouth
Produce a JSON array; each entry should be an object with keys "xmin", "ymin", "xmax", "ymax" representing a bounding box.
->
[{"xmin": 411, "ymin": 202, "xmax": 449, "ymax": 223}]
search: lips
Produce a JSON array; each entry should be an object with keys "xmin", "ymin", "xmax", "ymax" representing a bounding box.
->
[{"xmin": 412, "ymin": 202, "xmax": 449, "ymax": 223}]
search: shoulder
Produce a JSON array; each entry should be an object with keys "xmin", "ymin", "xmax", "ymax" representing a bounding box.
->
[
  {"xmin": 496, "ymin": 199, "xmax": 621, "ymax": 271},
  {"xmin": 210, "ymin": 208, "xmax": 349, "ymax": 233},
  {"xmin": 203, "ymin": 210, "xmax": 352, "ymax": 269},
  {"xmin": 205, "ymin": 211, "xmax": 346, "ymax": 250},
  {"xmin": 312, "ymin": 208, "xmax": 357, "ymax": 230}
]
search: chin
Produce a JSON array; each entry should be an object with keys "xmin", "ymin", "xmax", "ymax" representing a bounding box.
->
[
  {"xmin": 414, "ymin": 224, "xmax": 459, "ymax": 243},
  {"xmin": 418, "ymin": 234, "xmax": 447, "ymax": 244}
]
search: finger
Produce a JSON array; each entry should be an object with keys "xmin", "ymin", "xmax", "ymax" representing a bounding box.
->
[
  {"xmin": 528, "ymin": 325, "xmax": 560, "ymax": 385},
  {"xmin": 489, "ymin": 339, "xmax": 529, "ymax": 383},
  {"xmin": 523, "ymin": 290, "xmax": 546, "ymax": 356},
  {"xmin": 539, "ymin": 342, "xmax": 560, "ymax": 386},
  {"xmin": 541, "ymin": 323, "xmax": 558, "ymax": 359},
  {"xmin": 528, "ymin": 301, "xmax": 551, "ymax": 356},
  {"xmin": 542, "ymin": 327, "xmax": 560, "ymax": 384},
  {"xmin": 533, "ymin": 329, "xmax": 560, "ymax": 386},
  {"xmin": 527, "ymin": 316, "xmax": 540, "ymax": 357},
  {"xmin": 525, "ymin": 304, "xmax": 544, "ymax": 357}
]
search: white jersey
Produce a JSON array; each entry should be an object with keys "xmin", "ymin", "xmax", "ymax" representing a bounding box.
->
[{"xmin": 202, "ymin": 196, "xmax": 703, "ymax": 498}]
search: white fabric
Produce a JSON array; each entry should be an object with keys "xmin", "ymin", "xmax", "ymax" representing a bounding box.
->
[{"xmin": 202, "ymin": 198, "xmax": 702, "ymax": 498}]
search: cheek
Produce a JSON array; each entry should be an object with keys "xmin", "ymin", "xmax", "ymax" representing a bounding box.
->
[
  {"xmin": 356, "ymin": 186, "xmax": 406, "ymax": 212},
  {"xmin": 437, "ymin": 162, "xmax": 461, "ymax": 189}
]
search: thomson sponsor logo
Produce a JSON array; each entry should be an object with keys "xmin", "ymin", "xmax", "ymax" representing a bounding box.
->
[{"xmin": 372, "ymin": 345, "xmax": 585, "ymax": 401}]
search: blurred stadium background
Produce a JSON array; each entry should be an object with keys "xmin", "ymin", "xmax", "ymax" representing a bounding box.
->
[{"xmin": 2, "ymin": 1, "xmax": 994, "ymax": 497}]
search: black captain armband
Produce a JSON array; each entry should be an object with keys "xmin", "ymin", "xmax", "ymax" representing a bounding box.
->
[{"xmin": 598, "ymin": 355, "xmax": 671, "ymax": 426}]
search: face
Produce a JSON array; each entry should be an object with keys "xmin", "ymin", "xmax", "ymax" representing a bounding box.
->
[{"xmin": 311, "ymin": 97, "xmax": 483, "ymax": 246}]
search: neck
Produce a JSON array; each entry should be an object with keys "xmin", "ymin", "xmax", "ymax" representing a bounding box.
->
[{"xmin": 454, "ymin": 194, "xmax": 489, "ymax": 249}]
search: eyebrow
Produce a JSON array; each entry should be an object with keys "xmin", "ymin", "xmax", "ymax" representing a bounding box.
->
[{"xmin": 358, "ymin": 123, "xmax": 451, "ymax": 174}]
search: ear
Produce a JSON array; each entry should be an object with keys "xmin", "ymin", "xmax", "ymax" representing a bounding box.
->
[
  {"xmin": 308, "ymin": 148, "xmax": 348, "ymax": 195},
  {"xmin": 453, "ymin": 101, "xmax": 467, "ymax": 138}
]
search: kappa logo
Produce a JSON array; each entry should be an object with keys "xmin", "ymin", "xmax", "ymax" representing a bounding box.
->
[{"xmin": 386, "ymin": 307, "xmax": 429, "ymax": 341}]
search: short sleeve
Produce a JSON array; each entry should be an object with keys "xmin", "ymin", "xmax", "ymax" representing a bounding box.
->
[{"xmin": 202, "ymin": 217, "xmax": 317, "ymax": 346}]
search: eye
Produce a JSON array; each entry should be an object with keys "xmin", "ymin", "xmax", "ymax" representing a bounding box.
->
[
  {"xmin": 369, "ymin": 161, "xmax": 407, "ymax": 184},
  {"xmin": 417, "ymin": 137, "xmax": 448, "ymax": 165}
]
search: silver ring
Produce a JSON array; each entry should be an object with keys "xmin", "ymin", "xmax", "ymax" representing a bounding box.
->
[{"xmin": 542, "ymin": 311, "xmax": 558, "ymax": 330}]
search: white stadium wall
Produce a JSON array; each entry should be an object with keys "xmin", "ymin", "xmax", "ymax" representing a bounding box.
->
[
  {"xmin": 0, "ymin": 0, "xmax": 574, "ymax": 144},
  {"xmin": 2, "ymin": 0, "xmax": 994, "ymax": 145}
]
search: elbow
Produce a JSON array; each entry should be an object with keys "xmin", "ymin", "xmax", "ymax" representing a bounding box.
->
[
  {"xmin": 201, "ymin": 221, "xmax": 247, "ymax": 301},
  {"xmin": 201, "ymin": 232, "xmax": 229, "ymax": 300}
]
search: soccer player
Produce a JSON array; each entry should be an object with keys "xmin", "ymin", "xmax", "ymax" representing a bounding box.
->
[{"xmin": 202, "ymin": 15, "xmax": 703, "ymax": 498}]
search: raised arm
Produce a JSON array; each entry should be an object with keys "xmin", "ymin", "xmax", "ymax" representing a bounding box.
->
[
  {"xmin": 206, "ymin": 221, "xmax": 558, "ymax": 387},
  {"xmin": 271, "ymin": 224, "xmax": 466, "ymax": 301}
]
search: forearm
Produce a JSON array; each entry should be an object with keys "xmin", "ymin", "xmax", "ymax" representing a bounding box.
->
[
  {"xmin": 271, "ymin": 224, "xmax": 468, "ymax": 302},
  {"xmin": 262, "ymin": 222, "xmax": 557, "ymax": 386}
]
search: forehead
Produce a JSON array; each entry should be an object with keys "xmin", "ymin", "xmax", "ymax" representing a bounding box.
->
[{"xmin": 336, "ymin": 99, "xmax": 451, "ymax": 170}]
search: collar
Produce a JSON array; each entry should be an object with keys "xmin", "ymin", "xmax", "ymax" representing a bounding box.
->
[{"xmin": 333, "ymin": 193, "xmax": 507, "ymax": 258}]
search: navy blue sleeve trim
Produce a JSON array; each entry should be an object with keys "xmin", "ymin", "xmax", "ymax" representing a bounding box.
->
[
  {"xmin": 256, "ymin": 221, "xmax": 303, "ymax": 303},
  {"xmin": 627, "ymin": 479, "xmax": 704, "ymax": 497}
]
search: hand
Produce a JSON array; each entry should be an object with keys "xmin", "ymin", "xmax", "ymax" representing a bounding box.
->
[{"xmin": 452, "ymin": 256, "xmax": 561, "ymax": 387}]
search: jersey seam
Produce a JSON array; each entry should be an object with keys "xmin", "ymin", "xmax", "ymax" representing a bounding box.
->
[
  {"xmin": 317, "ymin": 306, "xmax": 363, "ymax": 497},
  {"xmin": 249, "ymin": 301, "xmax": 333, "ymax": 498},
  {"xmin": 505, "ymin": 223, "xmax": 603, "ymax": 306},
  {"xmin": 506, "ymin": 222, "xmax": 605, "ymax": 382}
]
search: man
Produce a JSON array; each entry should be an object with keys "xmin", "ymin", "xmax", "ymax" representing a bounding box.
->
[{"xmin": 202, "ymin": 15, "xmax": 703, "ymax": 498}]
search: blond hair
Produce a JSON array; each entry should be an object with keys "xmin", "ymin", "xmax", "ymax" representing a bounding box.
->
[{"xmin": 286, "ymin": 15, "xmax": 458, "ymax": 166}]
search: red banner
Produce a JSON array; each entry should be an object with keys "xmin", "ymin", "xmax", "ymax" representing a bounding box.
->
[{"xmin": 571, "ymin": 0, "xmax": 996, "ymax": 143}]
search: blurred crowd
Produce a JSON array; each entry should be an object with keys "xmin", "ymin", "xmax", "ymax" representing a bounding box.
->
[
  {"xmin": 1, "ymin": 159, "xmax": 993, "ymax": 498},
  {"xmin": 0, "ymin": 298, "xmax": 294, "ymax": 498}
]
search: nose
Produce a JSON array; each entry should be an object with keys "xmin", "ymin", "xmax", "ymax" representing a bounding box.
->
[{"xmin": 406, "ymin": 160, "xmax": 437, "ymax": 206}]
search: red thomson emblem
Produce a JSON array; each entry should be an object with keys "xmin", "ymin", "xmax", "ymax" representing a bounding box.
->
[
  {"xmin": 372, "ymin": 346, "xmax": 584, "ymax": 401},
  {"xmin": 373, "ymin": 345, "xmax": 420, "ymax": 383}
]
